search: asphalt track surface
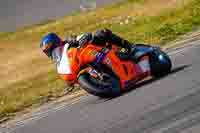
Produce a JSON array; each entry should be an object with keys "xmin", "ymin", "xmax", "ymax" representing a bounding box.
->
[
  {"xmin": 0, "ymin": 0, "xmax": 114, "ymax": 32},
  {"xmin": 1, "ymin": 40, "xmax": 200, "ymax": 133}
]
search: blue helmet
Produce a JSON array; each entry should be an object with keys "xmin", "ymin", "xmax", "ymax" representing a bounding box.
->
[{"xmin": 40, "ymin": 33, "xmax": 62, "ymax": 59}]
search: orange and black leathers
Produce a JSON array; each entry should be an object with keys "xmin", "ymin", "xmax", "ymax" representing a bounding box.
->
[
  {"xmin": 66, "ymin": 29, "xmax": 132, "ymax": 52},
  {"xmin": 60, "ymin": 29, "xmax": 134, "ymax": 84},
  {"xmin": 92, "ymin": 29, "xmax": 132, "ymax": 52}
]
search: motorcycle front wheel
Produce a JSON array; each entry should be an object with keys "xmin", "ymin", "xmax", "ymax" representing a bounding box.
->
[{"xmin": 78, "ymin": 68, "xmax": 121, "ymax": 98}]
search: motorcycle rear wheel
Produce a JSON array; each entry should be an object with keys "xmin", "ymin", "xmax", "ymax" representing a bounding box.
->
[{"xmin": 149, "ymin": 50, "xmax": 172, "ymax": 77}]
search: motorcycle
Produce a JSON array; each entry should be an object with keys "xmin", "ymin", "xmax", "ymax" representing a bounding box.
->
[{"xmin": 69, "ymin": 43, "xmax": 172, "ymax": 97}]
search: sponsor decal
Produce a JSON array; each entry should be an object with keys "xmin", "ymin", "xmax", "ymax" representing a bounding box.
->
[
  {"xmin": 89, "ymin": 50, "xmax": 98, "ymax": 56},
  {"xmin": 105, "ymin": 58, "xmax": 111, "ymax": 64},
  {"xmin": 95, "ymin": 52, "xmax": 106, "ymax": 63}
]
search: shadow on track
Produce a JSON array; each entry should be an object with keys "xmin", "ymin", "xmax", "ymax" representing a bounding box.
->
[{"xmin": 122, "ymin": 64, "xmax": 191, "ymax": 95}]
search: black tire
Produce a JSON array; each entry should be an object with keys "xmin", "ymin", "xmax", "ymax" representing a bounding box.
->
[
  {"xmin": 149, "ymin": 50, "xmax": 172, "ymax": 77},
  {"xmin": 78, "ymin": 71, "xmax": 121, "ymax": 98}
]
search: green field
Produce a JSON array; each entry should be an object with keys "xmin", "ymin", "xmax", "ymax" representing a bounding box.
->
[{"xmin": 0, "ymin": 0, "xmax": 200, "ymax": 121}]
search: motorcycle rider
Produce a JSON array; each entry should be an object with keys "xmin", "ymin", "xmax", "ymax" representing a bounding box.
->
[{"xmin": 40, "ymin": 28, "xmax": 150, "ymax": 86}]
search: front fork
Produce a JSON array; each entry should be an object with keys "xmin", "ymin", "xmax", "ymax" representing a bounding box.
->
[{"xmin": 78, "ymin": 66, "xmax": 101, "ymax": 79}]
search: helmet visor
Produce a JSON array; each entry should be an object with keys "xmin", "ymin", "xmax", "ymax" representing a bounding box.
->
[{"xmin": 42, "ymin": 42, "xmax": 53, "ymax": 58}]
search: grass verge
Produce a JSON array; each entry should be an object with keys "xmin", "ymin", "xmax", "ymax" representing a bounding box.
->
[{"xmin": 1, "ymin": 0, "xmax": 200, "ymax": 121}]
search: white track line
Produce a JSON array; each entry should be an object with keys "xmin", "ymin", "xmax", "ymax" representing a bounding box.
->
[{"xmin": 1, "ymin": 96, "xmax": 89, "ymax": 133}]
